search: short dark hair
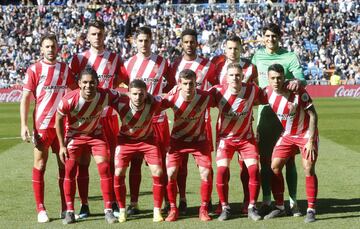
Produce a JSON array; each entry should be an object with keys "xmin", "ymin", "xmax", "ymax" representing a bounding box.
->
[
  {"xmin": 226, "ymin": 35, "xmax": 242, "ymax": 45},
  {"xmin": 129, "ymin": 79, "xmax": 147, "ymax": 90},
  {"xmin": 40, "ymin": 33, "xmax": 57, "ymax": 46},
  {"xmin": 268, "ymin": 63, "xmax": 285, "ymax": 75},
  {"xmin": 78, "ymin": 67, "xmax": 99, "ymax": 83},
  {"xmin": 227, "ymin": 63, "xmax": 242, "ymax": 71},
  {"xmin": 181, "ymin": 29, "xmax": 197, "ymax": 41},
  {"xmin": 262, "ymin": 23, "xmax": 281, "ymax": 37},
  {"xmin": 88, "ymin": 19, "xmax": 105, "ymax": 31},
  {"xmin": 179, "ymin": 69, "xmax": 196, "ymax": 81},
  {"xmin": 136, "ymin": 26, "xmax": 152, "ymax": 39}
]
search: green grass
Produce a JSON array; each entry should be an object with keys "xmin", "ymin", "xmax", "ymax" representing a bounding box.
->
[{"xmin": 0, "ymin": 98, "xmax": 360, "ymax": 228}]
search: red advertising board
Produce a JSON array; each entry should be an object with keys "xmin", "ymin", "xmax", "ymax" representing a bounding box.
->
[
  {"xmin": 0, "ymin": 85, "xmax": 359, "ymax": 103},
  {"xmin": 0, "ymin": 88, "xmax": 23, "ymax": 103},
  {"xmin": 305, "ymin": 85, "xmax": 360, "ymax": 98}
]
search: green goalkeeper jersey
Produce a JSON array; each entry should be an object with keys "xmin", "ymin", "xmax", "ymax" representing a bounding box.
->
[{"xmin": 251, "ymin": 47, "xmax": 305, "ymax": 87}]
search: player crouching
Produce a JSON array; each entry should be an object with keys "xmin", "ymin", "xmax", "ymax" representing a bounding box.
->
[
  {"xmin": 55, "ymin": 68, "xmax": 119, "ymax": 224},
  {"xmin": 261, "ymin": 64, "xmax": 319, "ymax": 223},
  {"xmin": 113, "ymin": 79, "xmax": 165, "ymax": 223}
]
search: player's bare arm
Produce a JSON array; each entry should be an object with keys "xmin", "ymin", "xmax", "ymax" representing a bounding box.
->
[
  {"xmin": 304, "ymin": 106, "xmax": 318, "ymax": 161},
  {"xmin": 20, "ymin": 90, "xmax": 32, "ymax": 142},
  {"xmin": 55, "ymin": 112, "xmax": 68, "ymax": 164}
]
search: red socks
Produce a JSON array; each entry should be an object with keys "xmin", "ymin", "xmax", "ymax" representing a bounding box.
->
[
  {"xmin": 177, "ymin": 155, "xmax": 188, "ymax": 200},
  {"xmin": 239, "ymin": 161, "xmax": 250, "ymax": 204},
  {"xmin": 216, "ymin": 166, "xmax": 229, "ymax": 205},
  {"xmin": 114, "ymin": 175, "xmax": 126, "ymax": 208},
  {"xmin": 77, "ymin": 164, "xmax": 89, "ymax": 205},
  {"xmin": 247, "ymin": 164, "xmax": 260, "ymax": 205},
  {"xmin": 32, "ymin": 168, "xmax": 45, "ymax": 213},
  {"xmin": 306, "ymin": 175, "xmax": 318, "ymax": 209},
  {"xmin": 201, "ymin": 179, "xmax": 212, "ymax": 206},
  {"xmin": 64, "ymin": 159, "xmax": 77, "ymax": 211},
  {"xmin": 167, "ymin": 179, "xmax": 177, "ymax": 208},
  {"xmin": 129, "ymin": 157, "xmax": 143, "ymax": 203},
  {"xmin": 97, "ymin": 162, "xmax": 113, "ymax": 209},
  {"xmin": 271, "ymin": 171, "xmax": 285, "ymax": 206},
  {"xmin": 58, "ymin": 168, "xmax": 66, "ymax": 212},
  {"xmin": 152, "ymin": 176, "xmax": 164, "ymax": 208}
]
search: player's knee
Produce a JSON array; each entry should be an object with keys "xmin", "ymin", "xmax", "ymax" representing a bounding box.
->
[
  {"xmin": 199, "ymin": 167, "xmax": 211, "ymax": 181},
  {"xmin": 167, "ymin": 167, "xmax": 177, "ymax": 180},
  {"xmin": 271, "ymin": 166, "xmax": 282, "ymax": 175},
  {"xmin": 150, "ymin": 165, "xmax": 163, "ymax": 177},
  {"xmin": 303, "ymin": 163, "xmax": 315, "ymax": 176},
  {"xmin": 34, "ymin": 159, "xmax": 46, "ymax": 171},
  {"xmin": 115, "ymin": 168, "xmax": 125, "ymax": 176}
]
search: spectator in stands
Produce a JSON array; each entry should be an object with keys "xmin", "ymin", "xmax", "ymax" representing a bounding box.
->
[{"xmin": 0, "ymin": 1, "xmax": 359, "ymax": 87}]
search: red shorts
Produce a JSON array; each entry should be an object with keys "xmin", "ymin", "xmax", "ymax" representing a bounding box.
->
[
  {"xmin": 272, "ymin": 134, "xmax": 319, "ymax": 160},
  {"xmin": 216, "ymin": 137, "xmax": 259, "ymax": 161},
  {"xmin": 167, "ymin": 140, "xmax": 212, "ymax": 169},
  {"xmin": 153, "ymin": 116, "xmax": 170, "ymax": 156},
  {"xmin": 115, "ymin": 137, "xmax": 162, "ymax": 168},
  {"xmin": 100, "ymin": 115, "xmax": 119, "ymax": 155},
  {"xmin": 33, "ymin": 128, "xmax": 59, "ymax": 153},
  {"xmin": 66, "ymin": 135, "xmax": 110, "ymax": 160}
]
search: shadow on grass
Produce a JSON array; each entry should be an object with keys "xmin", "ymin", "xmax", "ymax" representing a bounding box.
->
[
  {"xmin": 298, "ymin": 198, "xmax": 360, "ymax": 215},
  {"xmin": 173, "ymin": 202, "xmax": 248, "ymax": 221}
]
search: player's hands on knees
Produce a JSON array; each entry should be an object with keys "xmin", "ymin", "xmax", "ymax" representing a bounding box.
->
[
  {"xmin": 59, "ymin": 146, "xmax": 69, "ymax": 164},
  {"xmin": 21, "ymin": 126, "xmax": 31, "ymax": 143},
  {"xmin": 285, "ymin": 79, "xmax": 301, "ymax": 92},
  {"xmin": 304, "ymin": 141, "xmax": 316, "ymax": 161}
]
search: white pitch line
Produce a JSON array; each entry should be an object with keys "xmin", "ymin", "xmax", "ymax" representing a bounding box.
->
[{"xmin": 0, "ymin": 137, "xmax": 22, "ymax": 140}]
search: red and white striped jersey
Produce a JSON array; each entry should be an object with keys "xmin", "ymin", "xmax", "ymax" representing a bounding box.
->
[
  {"xmin": 23, "ymin": 60, "xmax": 74, "ymax": 130},
  {"xmin": 211, "ymin": 55, "xmax": 257, "ymax": 85},
  {"xmin": 125, "ymin": 53, "xmax": 173, "ymax": 123},
  {"xmin": 69, "ymin": 49, "xmax": 127, "ymax": 117},
  {"xmin": 210, "ymin": 83, "xmax": 260, "ymax": 142},
  {"xmin": 57, "ymin": 88, "xmax": 120, "ymax": 137},
  {"xmin": 114, "ymin": 95, "xmax": 162, "ymax": 140},
  {"xmin": 125, "ymin": 53, "xmax": 171, "ymax": 95},
  {"xmin": 168, "ymin": 56, "xmax": 218, "ymax": 90},
  {"xmin": 162, "ymin": 86, "xmax": 213, "ymax": 143},
  {"xmin": 261, "ymin": 87, "xmax": 313, "ymax": 137}
]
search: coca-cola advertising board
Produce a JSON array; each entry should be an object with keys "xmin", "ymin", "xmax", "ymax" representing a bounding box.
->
[
  {"xmin": 0, "ymin": 88, "xmax": 23, "ymax": 102},
  {"xmin": 305, "ymin": 85, "xmax": 360, "ymax": 98},
  {"xmin": 0, "ymin": 85, "xmax": 359, "ymax": 103}
]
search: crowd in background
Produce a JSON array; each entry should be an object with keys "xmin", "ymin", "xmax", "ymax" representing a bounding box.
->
[{"xmin": 0, "ymin": 0, "xmax": 359, "ymax": 88}]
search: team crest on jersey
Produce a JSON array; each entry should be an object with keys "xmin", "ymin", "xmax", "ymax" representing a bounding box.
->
[
  {"xmin": 39, "ymin": 75, "xmax": 47, "ymax": 84},
  {"xmin": 301, "ymin": 93, "xmax": 310, "ymax": 102}
]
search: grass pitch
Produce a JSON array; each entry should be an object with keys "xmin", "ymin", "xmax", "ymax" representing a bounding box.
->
[{"xmin": 0, "ymin": 98, "xmax": 359, "ymax": 229}]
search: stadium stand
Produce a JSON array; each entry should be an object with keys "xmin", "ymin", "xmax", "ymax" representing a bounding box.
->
[{"xmin": 0, "ymin": 0, "xmax": 359, "ymax": 88}]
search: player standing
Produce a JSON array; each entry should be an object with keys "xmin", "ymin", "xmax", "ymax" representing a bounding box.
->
[
  {"xmin": 124, "ymin": 26, "xmax": 173, "ymax": 215},
  {"xmin": 168, "ymin": 29, "xmax": 217, "ymax": 214},
  {"xmin": 211, "ymin": 35, "xmax": 258, "ymax": 214},
  {"xmin": 55, "ymin": 68, "xmax": 118, "ymax": 224},
  {"xmin": 20, "ymin": 33, "xmax": 74, "ymax": 223},
  {"xmin": 251, "ymin": 23, "xmax": 306, "ymax": 216},
  {"xmin": 163, "ymin": 69, "xmax": 213, "ymax": 222},
  {"xmin": 69, "ymin": 19, "xmax": 127, "ymax": 218},
  {"xmin": 261, "ymin": 64, "xmax": 318, "ymax": 223},
  {"xmin": 209, "ymin": 63, "xmax": 261, "ymax": 221},
  {"xmin": 112, "ymin": 79, "xmax": 164, "ymax": 223}
]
